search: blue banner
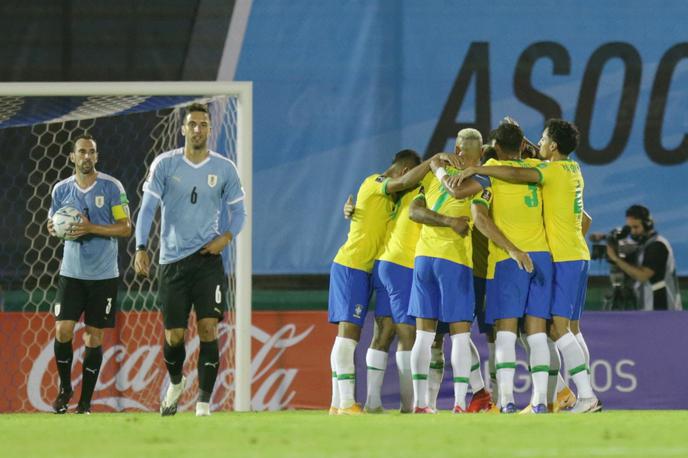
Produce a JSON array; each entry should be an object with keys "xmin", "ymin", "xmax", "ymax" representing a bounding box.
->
[{"xmin": 234, "ymin": 1, "xmax": 688, "ymax": 274}]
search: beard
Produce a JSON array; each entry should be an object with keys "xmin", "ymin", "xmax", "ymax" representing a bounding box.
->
[{"xmin": 79, "ymin": 162, "xmax": 94, "ymax": 174}]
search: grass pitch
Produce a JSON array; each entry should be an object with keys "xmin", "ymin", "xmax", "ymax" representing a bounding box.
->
[{"xmin": 2, "ymin": 410, "xmax": 687, "ymax": 458}]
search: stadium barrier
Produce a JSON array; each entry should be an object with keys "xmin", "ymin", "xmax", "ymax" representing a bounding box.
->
[{"xmin": 2, "ymin": 311, "xmax": 685, "ymax": 411}]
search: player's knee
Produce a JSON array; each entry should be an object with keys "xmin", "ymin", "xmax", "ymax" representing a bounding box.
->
[
  {"xmin": 549, "ymin": 319, "xmax": 569, "ymax": 340},
  {"xmin": 197, "ymin": 320, "xmax": 218, "ymax": 342},
  {"xmin": 165, "ymin": 329, "xmax": 185, "ymax": 346},
  {"xmin": 83, "ymin": 327, "xmax": 104, "ymax": 347},
  {"xmin": 55, "ymin": 321, "xmax": 74, "ymax": 342}
]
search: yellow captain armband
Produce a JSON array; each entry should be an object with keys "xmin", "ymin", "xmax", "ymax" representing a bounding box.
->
[{"xmin": 112, "ymin": 204, "xmax": 128, "ymax": 220}]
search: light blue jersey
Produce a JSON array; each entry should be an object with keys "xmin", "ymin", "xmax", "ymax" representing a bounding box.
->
[
  {"xmin": 49, "ymin": 173, "xmax": 129, "ymax": 280},
  {"xmin": 143, "ymin": 148, "xmax": 245, "ymax": 264}
]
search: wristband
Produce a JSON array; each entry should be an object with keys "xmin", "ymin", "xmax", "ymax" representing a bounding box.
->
[{"xmin": 435, "ymin": 167, "xmax": 447, "ymax": 182}]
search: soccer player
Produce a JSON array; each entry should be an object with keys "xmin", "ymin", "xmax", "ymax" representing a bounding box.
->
[
  {"xmin": 134, "ymin": 103, "xmax": 246, "ymax": 417},
  {"xmin": 47, "ymin": 133, "xmax": 132, "ymax": 414},
  {"xmin": 449, "ymin": 123, "xmax": 551, "ymax": 413},
  {"xmin": 329, "ymin": 150, "xmax": 454, "ymax": 415},
  {"xmin": 458, "ymin": 119, "xmax": 600, "ymax": 413},
  {"xmin": 407, "ymin": 128, "xmax": 492, "ymax": 414}
]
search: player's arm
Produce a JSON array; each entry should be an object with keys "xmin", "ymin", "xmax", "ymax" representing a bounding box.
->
[
  {"xmin": 471, "ymin": 201, "xmax": 533, "ymax": 272},
  {"xmin": 201, "ymin": 199, "xmax": 247, "ymax": 255},
  {"xmin": 429, "ymin": 158, "xmax": 488, "ymax": 199},
  {"xmin": 409, "ymin": 195, "xmax": 469, "ymax": 237},
  {"xmin": 69, "ymin": 215, "xmax": 131, "ymax": 238},
  {"xmin": 133, "ymin": 191, "xmax": 161, "ymax": 277},
  {"xmin": 582, "ymin": 210, "xmax": 592, "ymax": 237},
  {"xmin": 385, "ymin": 153, "xmax": 460, "ymax": 195},
  {"xmin": 458, "ymin": 165, "xmax": 540, "ymax": 185}
]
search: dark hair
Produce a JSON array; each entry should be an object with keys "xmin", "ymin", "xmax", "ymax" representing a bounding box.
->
[
  {"xmin": 492, "ymin": 123, "xmax": 523, "ymax": 154},
  {"xmin": 185, "ymin": 103, "xmax": 211, "ymax": 121},
  {"xmin": 544, "ymin": 118, "xmax": 579, "ymax": 155},
  {"xmin": 482, "ymin": 144, "xmax": 497, "ymax": 163},
  {"xmin": 71, "ymin": 133, "xmax": 96, "ymax": 152},
  {"xmin": 626, "ymin": 204, "xmax": 651, "ymax": 221},
  {"xmin": 392, "ymin": 149, "xmax": 421, "ymax": 168}
]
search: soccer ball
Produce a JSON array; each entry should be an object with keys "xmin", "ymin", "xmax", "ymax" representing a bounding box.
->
[{"xmin": 52, "ymin": 207, "xmax": 82, "ymax": 240}]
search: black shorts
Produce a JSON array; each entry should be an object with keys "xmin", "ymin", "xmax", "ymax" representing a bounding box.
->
[
  {"xmin": 158, "ymin": 252, "xmax": 227, "ymax": 329},
  {"xmin": 55, "ymin": 275, "xmax": 119, "ymax": 328}
]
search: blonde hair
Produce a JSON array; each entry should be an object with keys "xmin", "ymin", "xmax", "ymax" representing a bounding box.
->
[{"xmin": 456, "ymin": 128, "xmax": 483, "ymax": 145}]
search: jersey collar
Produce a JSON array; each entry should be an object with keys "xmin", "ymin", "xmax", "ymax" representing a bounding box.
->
[{"xmin": 74, "ymin": 172, "xmax": 98, "ymax": 194}]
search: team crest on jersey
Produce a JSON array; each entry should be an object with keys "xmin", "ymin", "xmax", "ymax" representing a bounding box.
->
[
  {"xmin": 95, "ymin": 195, "xmax": 105, "ymax": 208},
  {"xmin": 208, "ymin": 174, "xmax": 218, "ymax": 188}
]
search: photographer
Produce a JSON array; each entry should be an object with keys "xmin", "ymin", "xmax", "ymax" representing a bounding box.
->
[{"xmin": 606, "ymin": 205, "xmax": 682, "ymax": 311}]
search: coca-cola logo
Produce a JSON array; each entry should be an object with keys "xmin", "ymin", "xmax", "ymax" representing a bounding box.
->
[{"xmin": 28, "ymin": 320, "xmax": 314, "ymax": 412}]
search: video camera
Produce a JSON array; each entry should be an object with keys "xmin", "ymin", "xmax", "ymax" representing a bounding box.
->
[{"xmin": 589, "ymin": 226, "xmax": 639, "ymax": 309}]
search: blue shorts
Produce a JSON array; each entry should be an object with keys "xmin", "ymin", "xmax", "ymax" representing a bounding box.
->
[
  {"xmin": 408, "ymin": 256, "xmax": 475, "ymax": 324},
  {"xmin": 551, "ymin": 260, "xmax": 589, "ymax": 321},
  {"xmin": 485, "ymin": 251, "xmax": 553, "ymax": 324},
  {"xmin": 371, "ymin": 260, "xmax": 392, "ymax": 318},
  {"xmin": 328, "ymin": 262, "xmax": 371, "ymax": 326},
  {"xmin": 377, "ymin": 260, "xmax": 415, "ymax": 326},
  {"xmin": 473, "ymin": 276, "xmax": 491, "ymax": 334}
]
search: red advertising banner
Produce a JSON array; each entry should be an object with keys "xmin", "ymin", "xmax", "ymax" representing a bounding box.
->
[{"xmin": 0, "ymin": 311, "xmax": 335, "ymax": 412}]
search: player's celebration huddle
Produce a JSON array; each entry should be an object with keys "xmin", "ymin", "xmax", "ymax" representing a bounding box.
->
[
  {"xmin": 328, "ymin": 117, "xmax": 601, "ymax": 415},
  {"xmin": 47, "ymin": 104, "xmax": 246, "ymax": 416}
]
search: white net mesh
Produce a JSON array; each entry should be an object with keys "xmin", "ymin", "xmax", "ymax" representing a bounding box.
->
[{"xmin": 2, "ymin": 95, "xmax": 240, "ymax": 412}]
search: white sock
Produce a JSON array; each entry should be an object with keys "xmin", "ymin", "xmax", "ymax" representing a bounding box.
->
[
  {"xmin": 334, "ymin": 336, "xmax": 358, "ymax": 408},
  {"xmin": 557, "ymin": 373, "xmax": 567, "ymax": 393},
  {"xmin": 526, "ymin": 333, "xmax": 550, "ymax": 406},
  {"xmin": 488, "ymin": 342, "xmax": 498, "ymax": 405},
  {"xmin": 450, "ymin": 333, "xmax": 471, "ymax": 409},
  {"xmin": 547, "ymin": 338, "xmax": 561, "ymax": 405},
  {"xmin": 469, "ymin": 339, "xmax": 484, "ymax": 392},
  {"xmin": 575, "ymin": 332, "xmax": 593, "ymax": 387},
  {"xmin": 330, "ymin": 338, "xmax": 340, "ymax": 408},
  {"xmin": 495, "ymin": 331, "xmax": 517, "ymax": 407},
  {"xmin": 428, "ymin": 347, "xmax": 444, "ymax": 410},
  {"xmin": 365, "ymin": 348, "xmax": 388, "ymax": 410},
  {"xmin": 410, "ymin": 330, "xmax": 435, "ymax": 409},
  {"xmin": 395, "ymin": 351, "xmax": 413, "ymax": 412},
  {"xmin": 556, "ymin": 332, "xmax": 594, "ymax": 399}
]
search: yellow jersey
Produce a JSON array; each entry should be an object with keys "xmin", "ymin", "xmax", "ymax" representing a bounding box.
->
[
  {"xmin": 535, "ymin": 159, "xmax": 590, "ymax": 262},
  {"xmin": 334, "ymin": 174, "xmax": 395, "ymax": 272},
  {"xmin": 483, "ymin": 158, "xmax": 550, "ymax": 270},
  {"xmin": 377, "ymin": 173, "xmax": 434, "ymax": 269},
  {"xmin": 414, "ymin": 170, "xmax": 476, "ymax": 268}
]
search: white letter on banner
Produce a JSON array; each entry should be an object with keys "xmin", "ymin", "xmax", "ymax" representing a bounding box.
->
[
  {"xmin": 591, "ymin": 360, "xmax": 612, "ymax": 392},
  {"xmin": 615, "ymin": 359, "xmax": 637, "ymax": 393}
]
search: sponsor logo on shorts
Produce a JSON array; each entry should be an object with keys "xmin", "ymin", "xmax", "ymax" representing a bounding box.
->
[
  {"xmin": 54, "ymin": 303, "xmax": 61, "ymax": 317},
  {"xmin": 105, "ymin": 298, "xmax": 112, "ymax": 315},
  {"xmin": 353, "ymin": 304, "xmax": 363, "ymax": 319}
]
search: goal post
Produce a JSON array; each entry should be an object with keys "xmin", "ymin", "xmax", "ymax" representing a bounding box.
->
[{"xmin": 0, "ymin": 82, "xmax": 252, "ymax": 412}]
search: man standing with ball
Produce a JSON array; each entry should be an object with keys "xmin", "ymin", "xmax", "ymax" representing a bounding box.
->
[{"xmin": 47, "ymin": 133, "xmax": 132, "ymax": 414}]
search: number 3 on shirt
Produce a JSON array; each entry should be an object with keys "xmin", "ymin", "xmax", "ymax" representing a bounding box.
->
[{"xmin": 523, "ymin": 184, "xmax": 539, "ymax": 208}]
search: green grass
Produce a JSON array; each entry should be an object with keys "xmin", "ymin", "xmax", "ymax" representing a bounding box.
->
[{"xmin": 2, "ymin": 410, "xmax": 687, "ymax": 457}]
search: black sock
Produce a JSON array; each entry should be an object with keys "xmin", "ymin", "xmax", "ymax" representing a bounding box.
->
[
  {"xmin": 80, "ymin": 346, "xmax": 102, "ymax": 407},
  {"xmin": 197, "ymin": 340, "xmax": 219, "ymax": 403},
  {"xmin": 163, "ymin": 341, "xmax": 186, "ymax": 385},
  {"xmin": 54, "ymin": 339, "xmax": 73, "ymax": 392}
]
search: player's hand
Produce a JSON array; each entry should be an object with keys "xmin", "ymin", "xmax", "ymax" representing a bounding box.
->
[
  {"xmin": 449, "ymin": 216, "xmax": 470, "ymax": 237},
  {"xmin": 508, "ymin": 249, "xmax": 533, "ymax": 273},
  {"xmin": 343, "ymin": 195, "xmax": 355, "ymax": 219},
  {"xmin": 134, "ymin": 250, "xmax": 150, "ymax": 277},
  {"xmin": 68, "ymin": 213, "xmax": 93, "ymax": 239},
  {"xmin": 434, "ymin": 152, "xmax": 461, "ymax": 169},
  {"xmin": 46, "ymin": 219, "xmax": 57, "ymax": 237},
  {"xmin": 456, "ymin": 166, "xmax": 479, "ymax": 187},
  {"xmin": 201, "ymin": 233, "xmax": 232, "ymax": 255}
]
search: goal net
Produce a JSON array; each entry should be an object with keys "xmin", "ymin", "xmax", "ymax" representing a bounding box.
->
[{"xmin": 0, "ymin": 82, "xmax": 252, "ymax": 413}]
